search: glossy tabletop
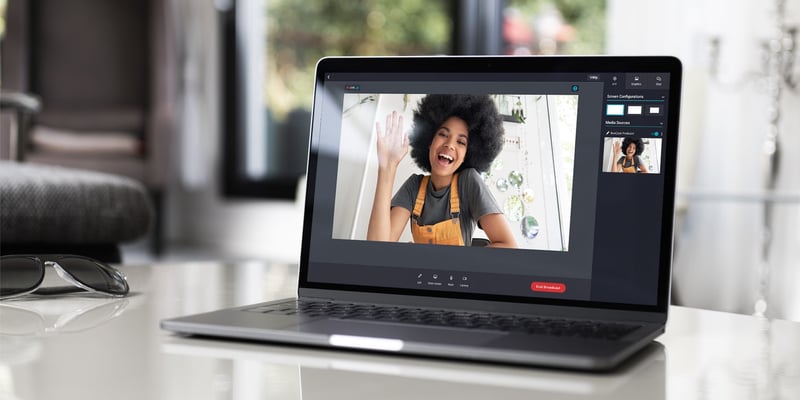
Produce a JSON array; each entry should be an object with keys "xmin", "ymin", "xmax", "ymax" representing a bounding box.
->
[{"xmin": 1, "ymin": 261, "xmax": 798, "ymax": 399}]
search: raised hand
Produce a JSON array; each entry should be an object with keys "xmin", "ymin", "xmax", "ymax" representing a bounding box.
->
[
  {"xmin": 375, "ymin": 111, "xmax": 408, "ymax": 170},
  {"xmin": 368, "ymin": 110, "xmax": 411, "ymax": 242}
]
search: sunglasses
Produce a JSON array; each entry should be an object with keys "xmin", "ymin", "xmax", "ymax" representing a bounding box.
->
[{"xmin": 0, "ymin": 255, "xmax": 129, "ymax": 300}]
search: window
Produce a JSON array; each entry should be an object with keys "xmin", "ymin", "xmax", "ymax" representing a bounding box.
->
[
  {"xmin": 222, "ymin": 0, "xmax": 604, "ymax": 199},
  {"xmin": 223, "ymin": 0, "xmax": 455, "ymax": 199},
  {"xmin": 503, "ymin": 0, "xmax": 605, "ymax": 55}
]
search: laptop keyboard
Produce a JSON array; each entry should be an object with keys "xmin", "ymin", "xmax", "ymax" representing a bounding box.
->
[{"xmin": 244, "ymin": 300, "xmax": 641, "ymax": 341}]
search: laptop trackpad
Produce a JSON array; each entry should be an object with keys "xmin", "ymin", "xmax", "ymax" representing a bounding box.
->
[{"xmin": 298, "ymin": 318, "xmax": 504, "ymax": 346}]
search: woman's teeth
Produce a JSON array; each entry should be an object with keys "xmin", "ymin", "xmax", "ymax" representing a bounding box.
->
[{"xmin": 438, "ymin": 154, "xmax": 453, "ymax": 164}]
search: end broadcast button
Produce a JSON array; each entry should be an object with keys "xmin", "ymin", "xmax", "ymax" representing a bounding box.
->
[{"xmin": 530, "ymin": 281, "xmax": 566, "ymax": 293}]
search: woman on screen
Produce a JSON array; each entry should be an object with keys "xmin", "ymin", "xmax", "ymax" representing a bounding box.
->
[
  {"xmin": 612, "ymin": 137, "xmax": 649, "ymax": 173},
  {"xmin": 366, "ymin": 94, "xmax": 517, "ymax": 248}
]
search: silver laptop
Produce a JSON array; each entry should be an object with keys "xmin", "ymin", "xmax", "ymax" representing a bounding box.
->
[{"xmin": 162, "ymin": 55, "xmax": 682, "ymax": 371}]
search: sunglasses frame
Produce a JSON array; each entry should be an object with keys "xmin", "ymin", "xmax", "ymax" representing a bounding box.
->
[{"xmin": 0, "ymin": 254, "xmax": 129, "ymax": 300}]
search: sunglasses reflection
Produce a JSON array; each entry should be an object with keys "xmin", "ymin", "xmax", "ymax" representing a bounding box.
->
[{"xmin": 0, "ymin": 297, "xmax": 129, "ymax": 336}]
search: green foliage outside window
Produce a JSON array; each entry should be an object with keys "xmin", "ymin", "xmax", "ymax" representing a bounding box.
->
[
  {"xmin": 265, "ymin": 0, "xmax": 453, "ymax": 118},
  {"xmin": 506, "ymin": 0, "xmax": 605, "ymax": 55},
  {"xmin": 263, "ymin": 0, "xmax": 604, "ymax": 119}
]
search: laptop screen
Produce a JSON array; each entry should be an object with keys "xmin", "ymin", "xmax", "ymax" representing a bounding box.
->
[{"xmin": 300, "ymin": 57, "xmax": 681, "ymax": 312}]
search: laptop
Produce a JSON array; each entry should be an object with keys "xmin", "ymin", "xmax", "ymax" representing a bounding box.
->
[{"xmin": 162, "ymin": 55, "xmax": 682, "ymax": 371}]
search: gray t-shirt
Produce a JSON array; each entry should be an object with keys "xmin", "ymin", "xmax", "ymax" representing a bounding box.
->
[{"xmin": 391, "ymin": 168, "xmax": 502, "ymax": 245}]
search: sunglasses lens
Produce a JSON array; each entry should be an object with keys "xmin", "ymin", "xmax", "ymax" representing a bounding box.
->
[
  {"xmin": 0, "ymin": 256, "xmax": 45, "ymax": 297},
  {"xmin": 56, "ymin": 256, "xmax": 129, "ymax": 296}
]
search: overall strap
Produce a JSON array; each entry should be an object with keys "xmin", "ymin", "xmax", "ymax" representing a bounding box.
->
[
  {"xmin": 412, "ymin": 175, "xmax": 429, "ymax": 218},
  {"xmin": 448, "ymin": 173, "xmax": 460, "ymax": 217}
]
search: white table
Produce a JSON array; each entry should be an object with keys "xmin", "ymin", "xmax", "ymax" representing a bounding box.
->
[{"xmin": 1, "ymin": 261, "xmax": 798, "ymax": 399}]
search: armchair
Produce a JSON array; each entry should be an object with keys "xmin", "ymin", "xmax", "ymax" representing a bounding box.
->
[{"xmin": 1, "ymin": 0, "xmax": 177, "ymax": 254}]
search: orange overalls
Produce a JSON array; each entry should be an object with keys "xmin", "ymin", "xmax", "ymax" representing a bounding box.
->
[{"xmin": 410, "ymin": 173, "xmax": 465, "ymax": 246}]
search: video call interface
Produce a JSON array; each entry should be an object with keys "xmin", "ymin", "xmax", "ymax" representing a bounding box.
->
[{"xmin": 305, "ymin": 71, "xmax": 673, "ymax": 307}]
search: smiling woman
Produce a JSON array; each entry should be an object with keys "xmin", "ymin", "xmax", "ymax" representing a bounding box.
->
[
  {"xmin": 333, "ymin": 92, "xmax": 577, "ymax": 252},
  {"xmin": 366, "ymin": 94, "xmax": 516, "ymax": 248}
]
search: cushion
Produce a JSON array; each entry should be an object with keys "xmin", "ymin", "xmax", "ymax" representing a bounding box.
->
[
  {"xmin": 31, "ymin": 125, "xmax": 143, "ymax": 156},
  {"xmin": 0, "ymin": 161, "xmax": 153, "ymax": 244}
]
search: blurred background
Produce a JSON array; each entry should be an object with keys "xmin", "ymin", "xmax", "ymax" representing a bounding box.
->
[{"xmin": 1, "ymin": 0, "xmax": 798, "ymax": 321}]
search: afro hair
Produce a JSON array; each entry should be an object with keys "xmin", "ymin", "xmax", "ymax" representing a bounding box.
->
[
  {"xmin": 621, "ymin": 137, "xmax": 645, "ymax": 156},
  {"xmin": 408, "ymin": 94, "xmax": 504, "ymax": 173}
]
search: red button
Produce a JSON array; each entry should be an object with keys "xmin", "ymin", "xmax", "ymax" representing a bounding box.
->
[{"xmin": 530, "ymin": 281, "xmax": 566, "ymax": 293}]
